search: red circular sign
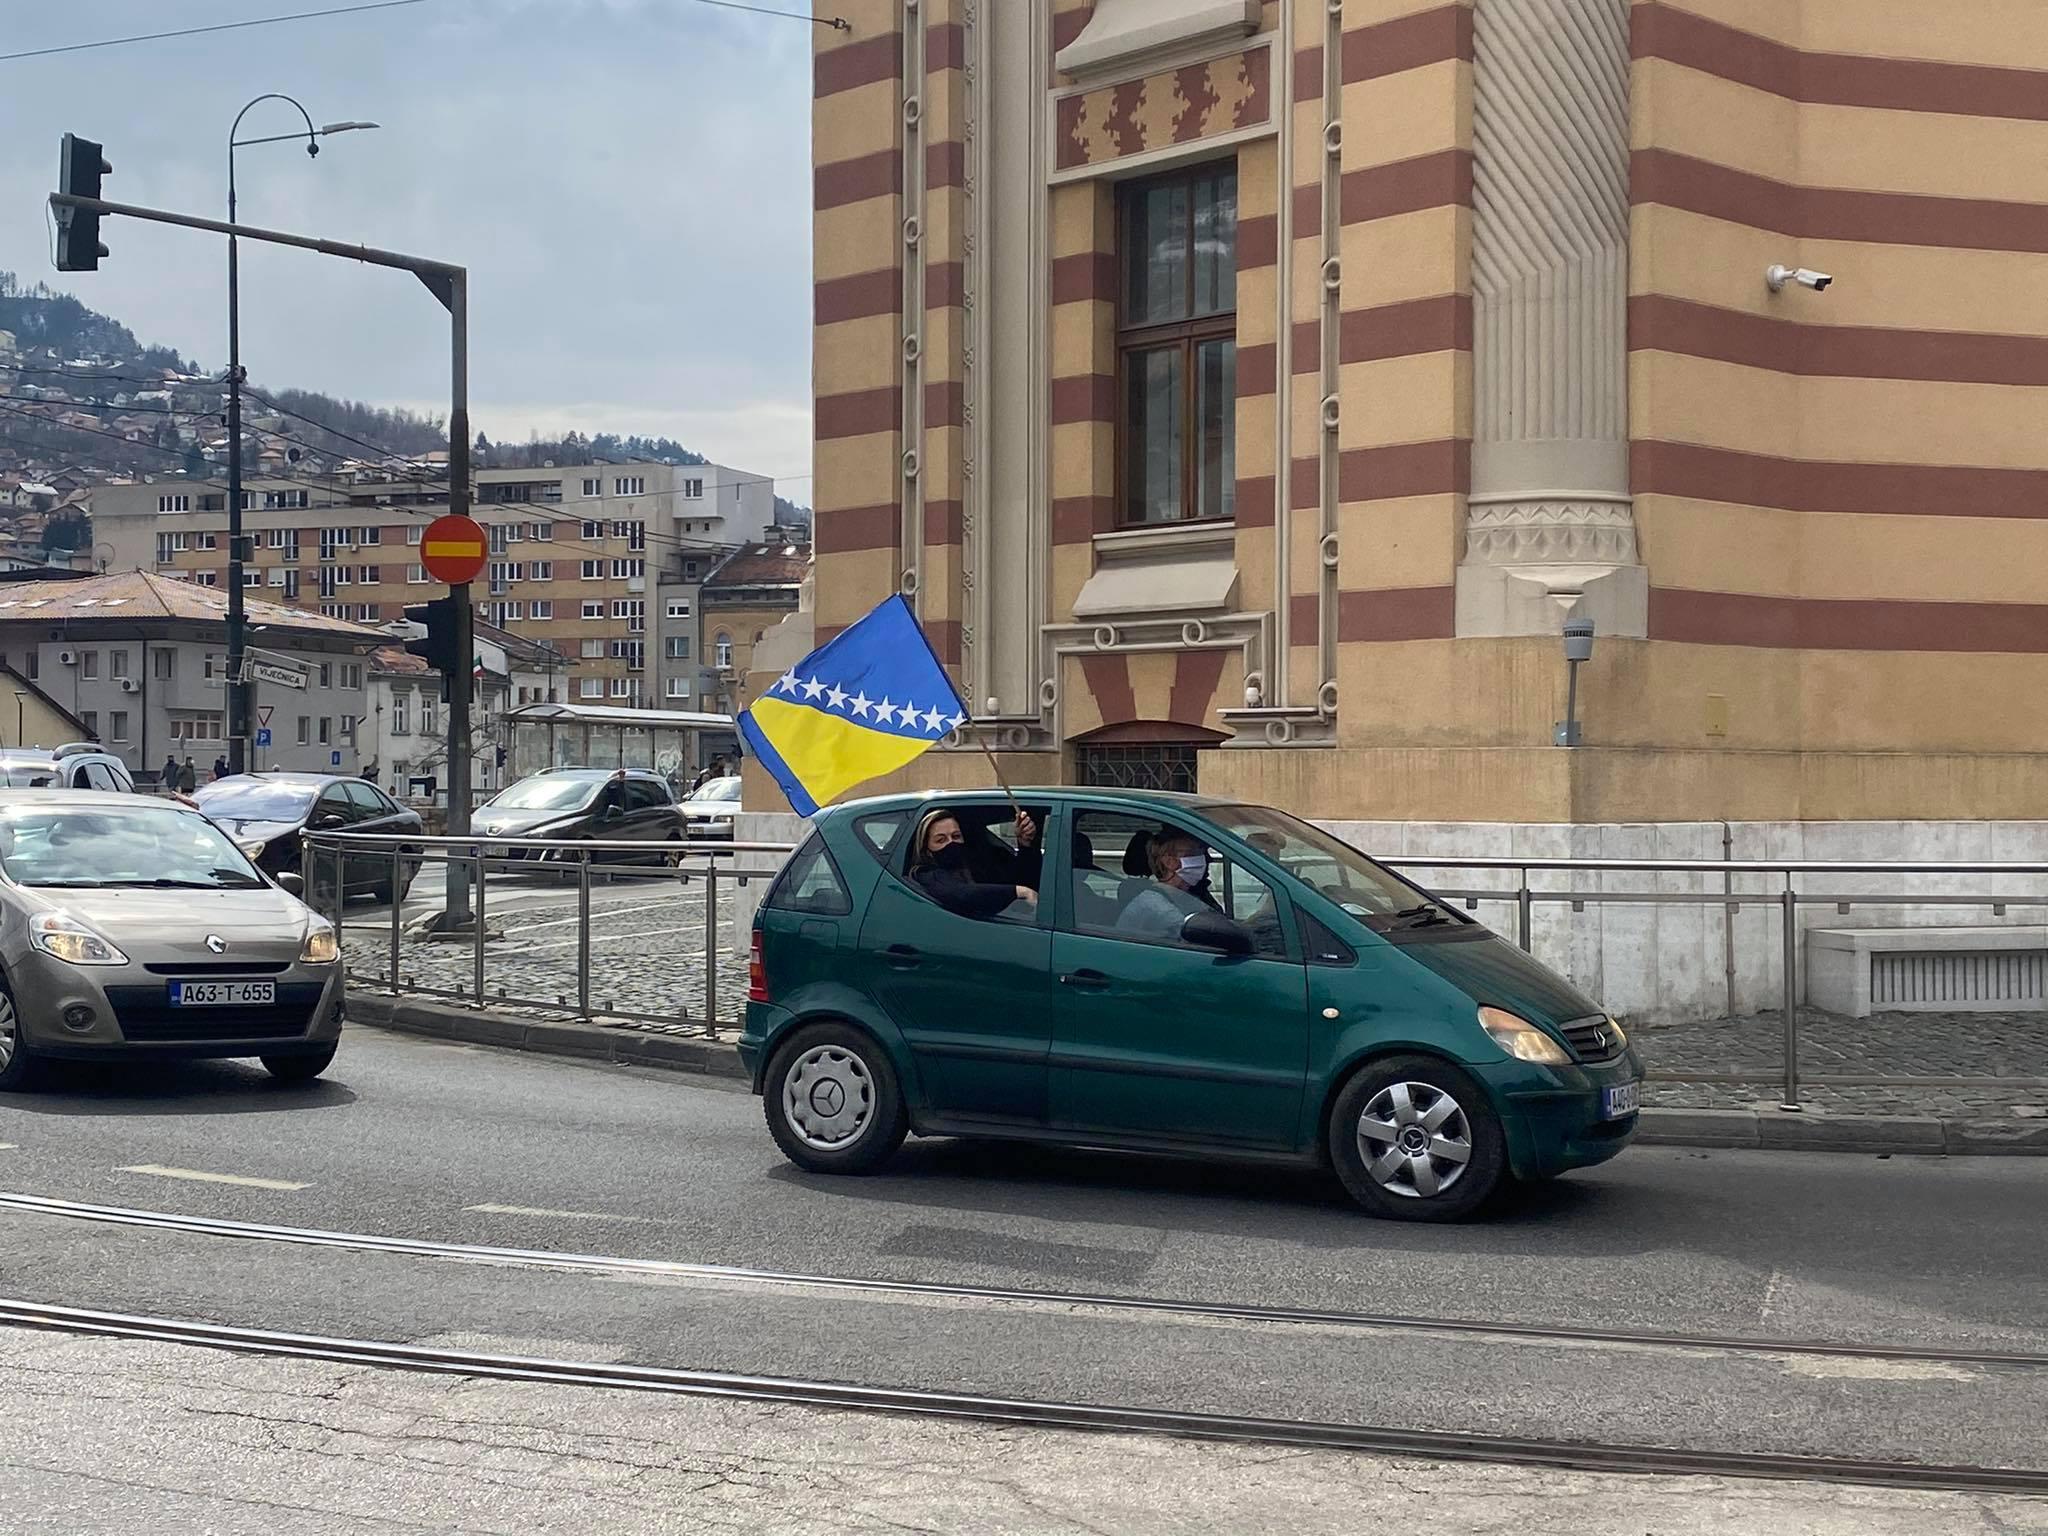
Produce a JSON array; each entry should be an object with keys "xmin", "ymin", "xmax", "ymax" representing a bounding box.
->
[{"xmin": 419, "ymin": 514, "xmax": 490, "ymax": 586}]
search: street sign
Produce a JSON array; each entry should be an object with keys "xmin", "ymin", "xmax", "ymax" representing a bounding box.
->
[
  {"xmin": 249, "ymin": 659, "xmax": 307, "ymax": 690},
  {"xmin": 256, "ymin": 705, "xmax": 274, "ymax": 728},
  {"xmin": 420, "ymin": 513, "xmax": 489, "ymax": 586},
  {"xmin": 331, "ymin": 750, "xmax": 342, "ymax": 767},
  {"xmin": 254, "ymin": 727, "xmax": 272, "ymax": 748}
]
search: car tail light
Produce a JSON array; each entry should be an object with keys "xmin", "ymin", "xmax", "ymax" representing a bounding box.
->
[{"xmin": 748, "ymin": 930, "xmax": 770, "ymax": 1004}]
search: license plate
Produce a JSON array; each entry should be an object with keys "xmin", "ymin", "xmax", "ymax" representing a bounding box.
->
[
  {"xmin": 1602, "ymin": 1081, "xmax": 1640, "ymax": 1119},
  {"xmin": 169, "ymin": 981, "xmax": 275, "ymax": 1008}
]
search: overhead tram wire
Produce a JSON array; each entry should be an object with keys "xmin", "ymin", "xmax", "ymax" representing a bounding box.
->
[{"xmin": 0, "ymin": 1, "xmax": 430, "ymax": 63}]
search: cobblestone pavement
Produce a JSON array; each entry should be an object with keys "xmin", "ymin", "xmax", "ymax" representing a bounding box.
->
[{"xmin": 344, "ymin": 898, "xmax": 2048, "ymax": 1118}]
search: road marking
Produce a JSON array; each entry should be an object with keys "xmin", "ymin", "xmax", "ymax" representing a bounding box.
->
[
  {"xmin": 0, "ymin": 1144, "xmax": 16, "ymax": 1151},
  {"xmin": 118, "ymin": 1165, "xmax": 308, "ymax": 1191},
  {"xmin": 512, "ymin": 901, "xmax": 683, "ymax": 934},
  {"xmin": 466, "ymin": 1203, "xmax": 653, "ymax": 1224}
]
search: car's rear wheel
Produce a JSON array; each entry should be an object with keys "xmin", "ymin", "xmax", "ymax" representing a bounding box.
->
[
  {"xmin": 0, "ymin": 978, "xmax": 40, "ymax": 1093},
  {"xmin": 1328, "ymin": 1054, "xmax": 1505, "ymax": 1222},
  {"xmin": 262, "ymin": 1044, "xmax": 337, "ymax": 1083},
  {"xmin": 763, "ymin": 1023, "xmax": 907, "ymax": 1174}
]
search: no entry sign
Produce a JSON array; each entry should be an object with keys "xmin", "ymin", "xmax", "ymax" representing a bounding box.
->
[{"xmin": 420, "ymin": 514, "xmax": 489, "ymax": 586}]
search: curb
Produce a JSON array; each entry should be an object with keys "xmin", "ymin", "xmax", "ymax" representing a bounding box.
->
[
  {"xmin": 346, "ymin": 993, "xmax": 747, "ymax": 1082},
  {"xmin": 1636, "ymin": 1106, "xmax": 2048, "ymax": 1157},
  {"xmin": 348, "ymin": 992, "xmax": 2046, "ymax": 1155}
]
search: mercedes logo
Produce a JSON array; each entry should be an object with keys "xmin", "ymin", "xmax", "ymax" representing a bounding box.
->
[{"xmin": 205, "ymin": 934, "xmax": 227, "ymax": 954}]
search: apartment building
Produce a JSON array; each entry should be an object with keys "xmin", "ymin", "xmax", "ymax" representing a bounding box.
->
[{"xmin": 93, "ymin": 460, "xmax": 776, "ymax": 712}]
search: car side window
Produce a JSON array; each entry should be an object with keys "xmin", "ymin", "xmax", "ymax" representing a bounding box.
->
[
  {"xmin": 766, "ymin": 833, "xmax": 852, "ymax": 917},
  {"xmin": 315, "ymin": 787, "xmax": 355, "ymax": 826},
  {"xmin": 84, "ymin": 762, "xmax": 118, "ymax": 792},
  {"xmin": 1299, "ymin": 910, "xmax": 1356, "ymax": 967},
  {"xmin": 1065, "ymin": 810, "xmax": 1287, "ymax": 959},
  {"xmin": 625, "ymin": 779, "xmax": 666, "ymax": 813},
  {"xmin": 70, "ymin": 765, "xmax": 93, "ymax": 790},
  {"xmin": 343, "ymin": 781, "xmax": 384, "ymax": 815},
  {"xmin": 853, "ymin": 810, "xmax": 912, "ymax": 865}
]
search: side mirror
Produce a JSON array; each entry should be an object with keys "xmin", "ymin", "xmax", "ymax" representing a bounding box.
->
[
  {"xmin": 276, "ymin": 872, "xmax": 305, "ymax": 896},
  {"xmin": 1182, "ymin": 909, "xmax": 1252, "ymax": 956},
  {"xmin": 311, "ymin": 810, "xmax": 347, "ymax": 830}
]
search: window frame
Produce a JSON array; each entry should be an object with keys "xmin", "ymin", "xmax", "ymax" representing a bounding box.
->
[
  {"xmin": 1115, "ymin": 161, "xmax": 1239, "ymax": 529},
  {"xmin": 1057, "ymin": 805, "xmax": 1295, "ymax": 962}
]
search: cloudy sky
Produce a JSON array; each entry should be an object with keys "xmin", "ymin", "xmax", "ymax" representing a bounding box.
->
[{"xmin": 0, "ymin": 0, "xmax": 816, "ymax": 496}]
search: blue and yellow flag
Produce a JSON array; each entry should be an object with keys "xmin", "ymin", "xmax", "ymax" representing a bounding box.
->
[{"xmin": 738, "ymin": 595, "xmax": 967, "ymax": 816}]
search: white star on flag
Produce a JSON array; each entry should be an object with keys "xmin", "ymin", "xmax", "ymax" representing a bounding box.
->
[
  {"xmin": 799, "ymin": 676, "xmax": 826, "ymax": 701},
  {"xmin": 946, "ymin": 713, "xmax": 965, "ymax": 731},
  {"xmin": 849, "ymin": 692, "xmax": 872, "ymax": 717},
  {"xmin": 826, "ymin": 684, "xmax": 849, "ymax": 711},
  {"xmin": 774, "ymin": 671, "xmax": 800, "ymax": 696},
  {"xmin": 898, "ymin": 700, "xmax": 920, "ymax": 730},
  {"xmin": 923, "ymin": 706, "xmax": 947, "ymax": 732},
  {"xmin": 874, "ymin": 697, "xmax": 897, "ymax": 724}
]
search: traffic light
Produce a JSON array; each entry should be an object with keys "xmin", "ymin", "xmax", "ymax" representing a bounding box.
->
[
  {"xmin": 404, "ymin": 598, "xmax": 461, "ymax": 700},
  {"xmin": 55, "ymin": 134, "xmax": 110, "ymax": 272}
]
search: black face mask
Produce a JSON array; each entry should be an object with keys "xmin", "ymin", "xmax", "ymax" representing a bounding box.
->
[{"xmin": 932, "ymin": 843, "xmax": 969, "ymax": 872}]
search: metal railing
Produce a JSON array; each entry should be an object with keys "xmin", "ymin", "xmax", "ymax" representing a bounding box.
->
[
  {"xmin": 304, "ymin": 830, "xmax": 2048, "ymax": 1108},
  {"xmin": 302, "ymin": 830, "xmax": 791, "ymax": 1037}
]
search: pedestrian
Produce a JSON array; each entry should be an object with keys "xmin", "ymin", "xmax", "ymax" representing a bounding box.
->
[
  {"xmin": 212, "ymin": 754, "xmax": 229, "ymax": 781},
  {"xmin": 907, "ymin": 807, "xmax": 1039, "ymax": 919},
  {"xmin": 177, "ymin": 756, "xmax": 197, "ymax": 795},
  {"xmin": 160, "ymin": 752, "xmax": 179, "ymax": 794}
]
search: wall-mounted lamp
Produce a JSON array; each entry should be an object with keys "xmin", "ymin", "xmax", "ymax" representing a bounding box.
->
[{"xmin": 1555, "ymin": 617, "xmax": 1594, "ymax": 748}]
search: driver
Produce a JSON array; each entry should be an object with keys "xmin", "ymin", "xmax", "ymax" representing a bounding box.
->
[{"xmin": 1117, "ymin": 831, "xmax": 1226, "ymax": 940}]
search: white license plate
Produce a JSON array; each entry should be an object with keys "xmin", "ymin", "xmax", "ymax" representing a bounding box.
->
[
  {"xmin": 169, "ymin": 981, "xmax": 275, "ymax": 1008},
  {"xmin": 1602, "ymin": 1081, "xmax": 1641, "ymax": 1119}
]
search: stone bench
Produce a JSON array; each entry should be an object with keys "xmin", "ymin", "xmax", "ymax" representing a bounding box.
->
[{"xmin": 1807, "ymin": 927, "xmax": 2048, "ymax": 1018}]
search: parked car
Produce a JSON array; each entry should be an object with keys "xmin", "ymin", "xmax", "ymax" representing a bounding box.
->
[
  {"xmin": 475, "ymin": 768, "xmax": 684, "ymax": 866},
  {"xmin": 190, "ymin": 772, "xmax": 424, "ymax": 903},
  {"xmin": 0, "ymin": 744, "xmax": 136, "ymax": 793},
  {"xmin": 741, "ymin": 788, "xmax": 1642, "ymax": 1222},
  {"xmin": 0, "ymin": 790, "xmax": 344, "ymax": 1089},
  {"xmin": 681, "ymin": 775, "xmax": 742, "ymax": 841}
]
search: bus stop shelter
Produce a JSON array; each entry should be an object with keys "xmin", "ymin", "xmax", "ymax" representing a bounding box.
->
[{"xmin": 503, "ymin": 703, "xmax": 737, "ymax": 793}]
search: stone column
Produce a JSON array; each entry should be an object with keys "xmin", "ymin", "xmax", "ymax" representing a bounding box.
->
[{"xmin": 1456, "ymin": 0, "xmax": 1645, "ymax": 639}]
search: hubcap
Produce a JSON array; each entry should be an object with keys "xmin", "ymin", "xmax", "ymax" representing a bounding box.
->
[
  {"xmin": 781, "ymin": 1044, "xmax": 875, "ymax": 1152},
  {"xmin": 1357, "ymin": 1081, "xmax": 1473, "ymax": 1199},
  {"xmin": 0, "ymin": 991, "xmax": 16, "ymax": 1073}
]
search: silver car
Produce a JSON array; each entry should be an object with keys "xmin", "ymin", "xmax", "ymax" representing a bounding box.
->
[{"xmin": 0, "ymin": 791, "xmax": 344, "ymax": 1090}]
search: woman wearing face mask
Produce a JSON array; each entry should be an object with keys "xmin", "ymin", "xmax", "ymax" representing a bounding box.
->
[
  {"xmin": 1117, "ymin": 830, "xmax": 1227, "ymax": 940},
  {"xmin": 910, "ymin": 810, "xmax": 1040, "ymax": 918}
]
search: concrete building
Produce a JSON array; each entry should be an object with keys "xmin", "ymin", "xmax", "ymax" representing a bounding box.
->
[
  {"xmin": 91, "ymin": 460, "xmax": 777, "ymax": 714},
  {"xmin": 0, "ymin": 570, "xmax": 380, "ymax": 777},
  {"xmin": 807, "ymin": 0, "xmax": 2048, "ymax": 826},
  {"xmin": 698, "ymin": 538, "xmax": 812, "ymax": 720},
  {"xmin": 361, "ymin": 618, "xmax": 566, "ymax": 802}
]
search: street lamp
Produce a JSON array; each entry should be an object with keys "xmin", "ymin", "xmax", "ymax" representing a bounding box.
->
[
  {"xmin": 224, "ymin": 95, "xmax": 376, "ymax": 775},
  {"xmin": 1554, "ymin": 616, "xmax": 1595, "ymax": 747}
]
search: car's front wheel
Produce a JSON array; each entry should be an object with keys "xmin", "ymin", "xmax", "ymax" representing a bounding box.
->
[
  {"xmin": 763, "ymin": 1023, "xmax": 907, "ymax": 1174},
  {"xmin": 0, "ymin": 978, "xmax": 40, "ymax": 1093},
  {"xmin": 262, "ymin": 1044, "xmax": 337, "ymax": 1083},
  {"xmin": 1328, "ymin": 1054, "xmax": 1506, "ymax": 1222}
]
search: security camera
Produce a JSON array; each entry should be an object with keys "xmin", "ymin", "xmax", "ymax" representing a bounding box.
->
[{"xmin": 1766, "ymin": 264, "xmax": 1832, "ymax": 293}]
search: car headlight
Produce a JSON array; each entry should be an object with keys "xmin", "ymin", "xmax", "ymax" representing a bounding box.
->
[
  {"xmin": 1605, "ymin": 1017, "xmax": 1628, "ymax": 1049},
  {"xmin": 237, "ymin": 837, "xmax": 269, "ymax": 861},
  {"xmin": 29, "ymin": 911, "xmax": 129, "ymax": 967},
  {"xmin": 299, "ymin": 924, "xmax": 340, "ymax": 964},
  {"xmin": 1477, "ymin": 1005, "xmax": 1571, "ymax": 1065}
]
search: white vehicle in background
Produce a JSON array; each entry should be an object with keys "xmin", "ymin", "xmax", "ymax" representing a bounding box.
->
[
  {"xmin": 681, "ymin": 775, "xmax": 742, "ymax": 842},
  {"xmin": 0, "ymin": 744, "xmax": 136, "ymax": 793}
]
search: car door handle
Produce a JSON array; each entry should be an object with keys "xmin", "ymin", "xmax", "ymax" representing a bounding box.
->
[
  {"xmin": 884, "ymin": 944, "xmax": 922, "ymax": 970},
  {"xmin": 1059, "ymin": 969, "xmax": 1110, "ymax": 990}
]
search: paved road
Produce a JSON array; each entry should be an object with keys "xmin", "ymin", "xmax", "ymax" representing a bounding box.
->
[{"xmin": 1, "ymin": 1027, "xmax": 2045, "ymax": 1524}]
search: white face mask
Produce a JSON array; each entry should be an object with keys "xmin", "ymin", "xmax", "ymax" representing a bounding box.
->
[{"xmin": 1176, "ymin": 853, "xmax": 1208, "ymax": 885}]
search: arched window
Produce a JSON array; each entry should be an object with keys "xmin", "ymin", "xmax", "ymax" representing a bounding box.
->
[{"xmin": 714, "ymin": 632, "xmax": 733, "ymax": 668}]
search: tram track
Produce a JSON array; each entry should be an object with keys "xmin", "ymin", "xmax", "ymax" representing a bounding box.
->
[
  {"xmin": 1, "ymin": 1294, "xmax": 2044, "ymax": 1497},
  {"xmin": 2, "ymin": 1187, "xmax": 2045, "ymax": 1371}
]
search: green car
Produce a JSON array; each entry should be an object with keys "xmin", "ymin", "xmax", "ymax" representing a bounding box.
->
[{"xmin": 740, "ymin": 789, "xmax": 1641, "ymax": 1222}]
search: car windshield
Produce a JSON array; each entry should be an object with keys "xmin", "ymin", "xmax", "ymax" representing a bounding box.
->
[
  {"xmin": 0, "ymin": 764, "xmax": 58, "ymax": 788},
  {"xmin": 191, "ymin": 778, "xmax": 321, "ymax": 821},
  {"xmin": 687, "ymin": 777, "xmax": 742, "ymax": 805},
  {"xmin": 0, "ymin": 806, "xmax": 267, "ymax": 889},
  {"xmin": 1207, "ymin": 805, "xmax": 1467, "ymax": 936},
  {"xmin": 485, "ymin": 777, "xmax": 600, "ymax": 812}
]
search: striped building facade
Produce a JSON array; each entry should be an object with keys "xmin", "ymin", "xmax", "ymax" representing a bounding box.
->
[{"xmin": 808, "ymin": 0, "xmax": 2048, "ymax": 824}]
